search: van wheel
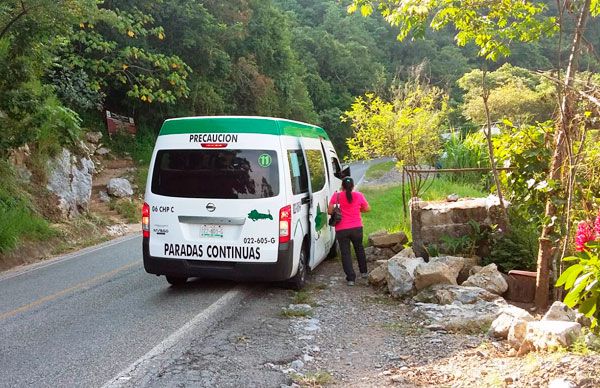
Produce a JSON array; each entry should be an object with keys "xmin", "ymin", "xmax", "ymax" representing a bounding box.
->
[
  {"xmin": 166, "ymin": 276, "xmax": 187, "ymax": 286},
  {"xmin": 326, "ymin": 240, "xmax": 338, "ymax": 259},
  {"xmin": 288, "ymin": 247, "xmax": 307, "ymax": 290}
]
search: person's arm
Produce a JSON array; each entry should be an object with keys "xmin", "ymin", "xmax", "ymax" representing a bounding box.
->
[
  {"xmin": 327, "ymin": 193, "xmax": 337, "ymax": 215},
  {"xmin": 360, "ymin": 193, "xmax": 371, "ymax": 213}
]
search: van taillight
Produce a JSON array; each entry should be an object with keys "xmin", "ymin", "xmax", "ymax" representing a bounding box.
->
[
  {"xmin": 142, "ymin": 202, "xmax": 150, "ymax": 238},
  {"xmin": 279, "ymin": 205, "xmax": 291, "ymax": 243}
]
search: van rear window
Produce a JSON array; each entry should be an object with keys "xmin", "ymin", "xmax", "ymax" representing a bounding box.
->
[{"xmin": 151, "ymin": 149, "xmax": 279, "ymax": 199}]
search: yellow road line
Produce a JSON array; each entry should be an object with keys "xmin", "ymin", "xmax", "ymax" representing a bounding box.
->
[{"xmin": 0, "ymin": 261, "xmax": 139, "ymax": 321}]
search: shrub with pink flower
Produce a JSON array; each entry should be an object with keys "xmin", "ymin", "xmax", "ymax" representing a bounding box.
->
[
  {"xmin": 575, "ymin": 220, "xmax": 597, "ymax": 252},
  {"xmin": 556, "ymin": 209, "xmax": 600, "ymax": 331}
]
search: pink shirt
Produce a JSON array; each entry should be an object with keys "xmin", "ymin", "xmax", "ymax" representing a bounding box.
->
[{"xmin": 329, "ymin": 191, "xmax": 369, "ymax": 231}]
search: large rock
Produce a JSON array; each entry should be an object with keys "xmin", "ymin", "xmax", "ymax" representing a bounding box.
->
[
  {"xmin": 86, "ymin": 131, "xmax": 103, "ymax": 144},
  {"xmin": 519, "ymin": 321, "xmax": 581, "ymax": 353},
  {"xmin": 430, "ymin": 256, "xmax": 465, "ymax": 281},
  {"xmin": 414, "ymin": 261, "xmax": 457, "ymax": 290},
  {"xmin": 368, "ymin": 231, "xmax": 408, "ymax": 248},
  {"xmin": 413, "ymin": 284, "xmax": 502, "ymax": 305},
  {"xmin": 387, "ymin": 256, "xmax": 425, "ymax": 298},
  {"xmin": 368, "ymin": 264, "xmax": 387, "ymax": 287},
  {"xmin": 107, "ymin": 178, "xmax": 134, "ymax": 198},
  {"xmin": 415, "ymin": 298, "xmax": 507, "ymax": 333},
  {"xmin": 458, "ymin": 255, "xmax": 481, "ymax": 284},
  {"xmin": 46, "ymin": 148, "xmax": 94, "ymax": 218},
  {"xmin": 489, "ymin": 305, "xmax": 535, "ymax": 349},
  {"xmin": 542, "ymin": 301, "xmax": 578, "ymax": 322},
  {"xmin": 462, "ymin": 263, "xmax": 508, "ymax": 295},
  {"xmin": 364, "ymin": 246, "xmax": 396, "ymax": 262}
]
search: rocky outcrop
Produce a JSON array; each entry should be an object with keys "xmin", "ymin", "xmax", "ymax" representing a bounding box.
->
[
  {"xmin": 462, "ymin": 263, "xmax": 508, "ymax": 295},
  {"xmin": 46, "ymin": 148, "xmax": 95, "ymax": 218}
]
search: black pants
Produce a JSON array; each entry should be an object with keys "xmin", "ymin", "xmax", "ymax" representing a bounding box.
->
[{"xmin": 336, "ymin": 227, "xmax": 367, "ymax": 281}]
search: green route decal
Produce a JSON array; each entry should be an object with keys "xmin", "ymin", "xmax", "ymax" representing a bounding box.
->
[
  {"xmin": 258, "ymin": 153, "xmax": 272, "ymax": 168},
  {"xmin": 248, "ymin": 209, "xmax": 273, "ymax": 221},
  {"xmin": 314, "ymin": 203, "xmax": 327, "ymax": 232}
]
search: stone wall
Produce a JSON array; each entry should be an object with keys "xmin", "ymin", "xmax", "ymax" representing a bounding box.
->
[{"xmin": 410, "ymin": 195, "xmax": 507, "ymax": 259}]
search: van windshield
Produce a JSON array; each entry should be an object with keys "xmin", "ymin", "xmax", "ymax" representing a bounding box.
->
[{"xmin": 151, "ymin": 149, "xmax": 279, "ymax": 199}]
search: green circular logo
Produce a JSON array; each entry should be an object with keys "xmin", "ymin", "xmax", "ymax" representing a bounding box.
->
[{"xmin": 258, "ymin": 153, "xmax": 272, "ymax": 168}]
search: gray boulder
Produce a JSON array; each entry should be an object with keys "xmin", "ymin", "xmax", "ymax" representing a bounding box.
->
[
  {"xmin": 519, "ymin": 321, "xmax": 581, "ymax": 354},
  {"xmin": 413, "ymin": 284, "xmax": 502, "ymax": 305},
  {"xmin": 462, "ymin": 263, "xmax": 508, "ymax": 295},
  {"xmin": 387, "ymin": 256, "xmax": 425, "ymax": 298},
  {"xmin": 415, "ymin": 298, "xmax": 507, "ymax": 333},
  {"xmin": 107, "ymin": 178, "xmax": 134, "ymax": 198},
  {"xmin": 489, "ymin": 305, "xmax": 535, "ymax": 349},
  {"xmin": 364, "ymin": 246, "xmax": 396, "ymax": 262}
]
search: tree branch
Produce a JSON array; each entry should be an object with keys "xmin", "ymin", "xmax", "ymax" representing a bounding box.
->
[{"xmin": 0, "ymin": 1, "xmax": 29, "ymax": 40}]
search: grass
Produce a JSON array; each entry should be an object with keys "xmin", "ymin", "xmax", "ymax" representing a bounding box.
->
[
  {"xmin": 280, "ymin": 308, "xmax": 313, "ymax": 318},
  {"xmin": 360, "ymin": 178, "xmax": 486, "ymax": 241},
  {"xmin": 291, "ymin": 371, "xmax": 334, "ymax": 387},
  {"xmin": 364, "ymin": 160, "xmax": 395, "ymax": 180},
  {"xmin": 0, "ymin": 161, "xmax": 57, "ymax": 254},
  {"xmin": 109, "ymin": 198, "xmax": 141, "ymax": 223},
  {"xmin": 293, "ymin": 290, "xmax": 315, "ymax": 305}
]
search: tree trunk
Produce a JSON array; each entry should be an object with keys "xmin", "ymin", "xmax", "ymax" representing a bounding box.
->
[
  {"xmin": 534, "ymin": 0, "xmax": 590, "ymax": 310},
  {"xmin": 481, "ymin": 69, "xmax": 509, "ymax": 228}
]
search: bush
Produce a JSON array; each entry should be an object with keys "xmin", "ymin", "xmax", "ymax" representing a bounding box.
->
[
  {"xmin": 0, "ymin": 162, "xmax": 55, "ymax": 253},
  {"xmin": 439, "ymin": 131, "xmax": 489, "ymax": 187}
]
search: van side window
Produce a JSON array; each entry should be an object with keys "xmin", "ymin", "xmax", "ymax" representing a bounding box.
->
[
  {"xmin": 288, "ymin": 150, "xmax": 309, "ymax": 195},
  {"xmin": 331, "ymin": 157, "xmax": 342, "ymax": 178},
  {"xmin": 306, "ymin": 149, "xmax": 326, "ymax": 192}
]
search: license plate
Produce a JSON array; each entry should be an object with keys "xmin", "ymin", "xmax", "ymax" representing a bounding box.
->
[{"xmin": 200, "ymin": 224, "xmax": 223, "ymax": 238}]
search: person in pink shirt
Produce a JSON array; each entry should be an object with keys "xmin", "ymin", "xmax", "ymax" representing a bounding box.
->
[{"xmin": 327, "ymin": 177, "xmax": 371, "ymax": 286}]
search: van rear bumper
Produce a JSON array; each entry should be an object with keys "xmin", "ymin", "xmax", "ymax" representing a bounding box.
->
[{"xmin": 142, "ymin": 238, "xmax": 295, "ymax": 281}]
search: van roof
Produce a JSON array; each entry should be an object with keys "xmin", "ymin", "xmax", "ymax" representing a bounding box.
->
[{"xmin": 158, "ymin": 116, "xmax": 330, "ymax": 140}]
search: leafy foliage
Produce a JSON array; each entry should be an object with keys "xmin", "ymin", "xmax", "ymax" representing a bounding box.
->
[{"xmin": 343, "ymin": 82, "xmax": 448, "ymax": 165}]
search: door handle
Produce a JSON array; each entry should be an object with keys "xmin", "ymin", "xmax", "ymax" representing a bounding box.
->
[{"xmin": 301, "ymin": 196, "xmax": 311, "ymax": 205}]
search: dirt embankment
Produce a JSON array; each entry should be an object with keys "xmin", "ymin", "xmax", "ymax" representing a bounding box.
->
[{"xmin": 0, "ymin": 156, "xmax": 141, "ymax": 272}]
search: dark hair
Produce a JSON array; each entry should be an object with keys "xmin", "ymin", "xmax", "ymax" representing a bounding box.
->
[{"xmin": 342, "ymin": 177, "xmax": 354, "ymax": 203}]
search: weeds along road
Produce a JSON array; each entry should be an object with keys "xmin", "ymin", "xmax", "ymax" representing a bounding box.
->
[{"xmin": 0, "ymin": 160, "xmax": 372, "ymax": 388}]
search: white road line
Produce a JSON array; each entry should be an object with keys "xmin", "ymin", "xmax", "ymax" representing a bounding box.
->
[
  {"xmin": 102, "ymin": 286, "xmax": 248, "ymax": 388},
  {"xmin": 0, "ymin": 234, "xmax": 140, "ymax": 282}
]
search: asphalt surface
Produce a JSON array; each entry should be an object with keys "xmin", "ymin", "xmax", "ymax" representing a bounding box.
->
[
  {"xmin": 0, "ymin": 159, "xmax": 373, "ymax": 388},
  {"xmin": 0, "ymin": 236, "xmax": 239, "ymax": 388}
]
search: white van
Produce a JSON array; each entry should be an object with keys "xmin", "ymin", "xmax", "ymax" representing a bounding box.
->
[{"xmin": 142, "ymin": 116, "xmax": 349, "ymax": 289}]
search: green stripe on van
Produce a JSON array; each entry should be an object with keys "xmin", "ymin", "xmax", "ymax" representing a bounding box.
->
[{"xmin": 158, "ymin": 116, "xmax": 330, "ymax": 140}]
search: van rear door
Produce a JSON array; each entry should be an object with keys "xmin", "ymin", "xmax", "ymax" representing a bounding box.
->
[{"xmin": 147, "ymin": 142, "xmax": 283, "ymax": 263}]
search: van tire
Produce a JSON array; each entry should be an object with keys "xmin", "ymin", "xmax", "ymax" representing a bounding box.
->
[
  {"xmin": 166, "ymin": 276, "xmax": 188, "ymax": 286},
  {"xmin": 288, "ymin": 246, "xmax": 307, "ymax": 290},
  {"xmin": 326, "ymin": 240, "xmax": 338, "ymax": 259}
]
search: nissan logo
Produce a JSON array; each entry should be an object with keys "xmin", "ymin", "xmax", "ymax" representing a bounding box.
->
[{"xmin": 206, "ymin": 203, "xmax": 216, "ymax": 212}]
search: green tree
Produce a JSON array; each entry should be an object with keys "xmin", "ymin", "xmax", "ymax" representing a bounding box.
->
[{"xmin": 343, "ymin": 82, "xmax": 448, "ymax": 166}]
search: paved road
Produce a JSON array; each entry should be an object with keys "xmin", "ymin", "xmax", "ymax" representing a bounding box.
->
[
  {"xmin": 0, "ymin": 160, "xmax": 373, "ymax": 388},
  {"xmin": 0, "ymin": 236, "xmax": 240, "ymax": 388}
]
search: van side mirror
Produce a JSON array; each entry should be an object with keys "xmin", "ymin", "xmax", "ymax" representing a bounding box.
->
[{"xmin": 341, "ymin": 165, "xmax": 351, "ymax": 178}]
